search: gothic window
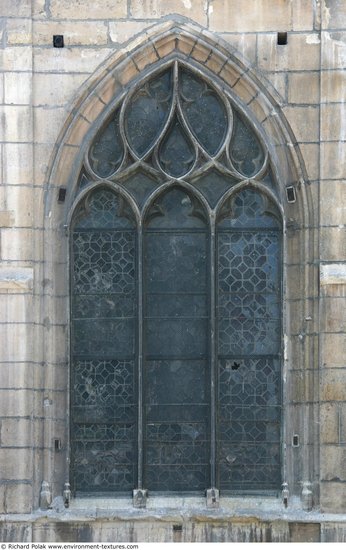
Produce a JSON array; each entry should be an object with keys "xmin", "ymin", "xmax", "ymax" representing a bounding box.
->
[{"xmin": 70, "ymin": 61, "xmax": 282, "ymax": 496}]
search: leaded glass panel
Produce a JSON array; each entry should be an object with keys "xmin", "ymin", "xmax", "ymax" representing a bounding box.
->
[
  {"xmin": 216, "ymin": 188, "xmax": 282, "ymax": 491},
  {"xmin": 89, "ymin": 111, "xmax": 123, "ymax": 178},
  {"xmin": 180, "ymin": 68, "xmax": 228, "ymax": 155},
  {"xmin": 71, "ymin": 60, "xmax": 283, "ymax": 497},
  {"xmin": 143, "ymin": 188, "xmax": 210, "ymax": 491},
  {"xmin": 71, "ymin": 188, "xmax": 137, "ymax": 494},
  {"xmin": 125, "ymin": 69, "xmax": 172, "ymax": 157}
]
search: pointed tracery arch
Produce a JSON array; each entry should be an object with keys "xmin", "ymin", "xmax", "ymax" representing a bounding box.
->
[{"xmin": 70, "ymin": 59, "xmax": 283, "ymax": 496}]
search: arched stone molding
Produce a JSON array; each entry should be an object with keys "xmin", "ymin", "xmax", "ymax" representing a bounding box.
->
[{"xmin": 39, "ymin": 20, "xmax": 318, "ymax": 509}]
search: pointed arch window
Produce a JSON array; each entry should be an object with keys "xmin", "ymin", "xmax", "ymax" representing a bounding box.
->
[{"xmin": 70, "ymin": 61, "xmax": 282, "ymax": 498}]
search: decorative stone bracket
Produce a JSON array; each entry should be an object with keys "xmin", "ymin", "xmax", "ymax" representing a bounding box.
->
[
  {"xmin": 206, "ymin": 487, "xmax": 220, "ymax": 508},
  {"xmin": 133, "ymin": 488, "xmax": 148, "ymax": 508}
]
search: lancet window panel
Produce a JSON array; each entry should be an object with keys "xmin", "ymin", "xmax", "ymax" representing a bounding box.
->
[{"xmin": 70, "ymin": 59, "xmax": 283, "ymax": 496}]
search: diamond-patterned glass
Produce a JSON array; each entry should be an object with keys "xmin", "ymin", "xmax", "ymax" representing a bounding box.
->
[
  {"xmin": 71, "ymin": 188, "xmax": 137, "ymax": 494},
  {"xmin": 217, "ymin": 188, "xmax": 282, "ymax": 491},
  {"xmin": 71, "ymin": 62, "xmax": 283, "ymax": 496}
]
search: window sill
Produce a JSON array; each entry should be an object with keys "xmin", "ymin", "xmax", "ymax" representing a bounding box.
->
[{"xmin": 63, "ymin": 494, "xmax": 310, "ymax": 522}]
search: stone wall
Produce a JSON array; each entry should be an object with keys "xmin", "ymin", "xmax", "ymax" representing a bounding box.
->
[{"xmin": 0, "ymin": 0, "xmax": 345, "ymax": 541}]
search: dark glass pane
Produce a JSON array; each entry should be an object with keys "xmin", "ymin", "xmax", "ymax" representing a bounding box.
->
[
  {"xmin": 158, "ymin": 115, "xmax": 196, "ymax": 177},
  {"xmin": 217, "ymin": 230, "xmax": 281, "ymax": 356},
  {"xmin": 71, "ymin": 190, "xmax": 137, "ymax": 493},
  {"xmin": 180, "ymin": 68, "xmax": 228, "ymax": 155},
  {"xmin": 125, "ymin": 69, "xmax": 172, "ymax": 157},
  {"xmin": 78, "ymin": 170, "xmax": 92, "ymax": 191},
  {"xmin": 145, "ymin": 233, "xmax": 207, "ymax": 292},
  {"xmin": 217, "ymin": 358, "xmax": 281, "ymax": 491},
  {"xmin": 216, "ymin": 188, "xmax": 282, "ymax": 492},
  {"xmin": 144, "ymin": 188, "xmax": 210, "ymax": 491},
  {"xmin": 72, "ymin": 231, "xmax": 136, "ymax": 295},
  {"xmin": 189, "ymin": 169, "xmax": 240, "ymax": 207},
  {"xmin": 74, "ymin": 188, "xmax": 135, "ymax": 230},
  {"xmin": 71, "ymin": 359, "xmax": 136, "ymax": 492},
  {"xmin": 89, "ymin": 111, "xmax": 123, "ymax": 177},
  {"xmin": 229, "ymin": 111, "xmax": 265, "ymax": 177},
  {"xmin": 146, "ymin": 187, "xmax": 206, "ymax": 229},
  {"xmin": 119, "ymin": 171, "xmax": 161, "ymax": 207},
  {"xmin": 261, "ymin": 168, "xmax": 277, "ymax": 194},
  {"xmin": 218, "ymin": 188, "xmax": 281, "ymax": 229}
]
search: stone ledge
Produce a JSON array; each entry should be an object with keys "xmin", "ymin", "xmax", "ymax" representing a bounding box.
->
[
  {"xmin": 320, "ymin": 263, "xmax": 346, "ymax": 285},
  {"xmin": 0, "ymin": 267, "xmax": 33, "ymax": 291}
]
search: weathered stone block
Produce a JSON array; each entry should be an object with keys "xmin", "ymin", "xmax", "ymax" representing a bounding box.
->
[
  {"xmin": 220, "ymin": 33, "xmax": 257, "ymax": 65},
  {"xmin": 33, "ymin": 73, "xmax": 87, "ymax": 107},
  {"xmin": 321, "ymin": 103, "xmax": 346, "ymax": 141},
  {"xmin": 5, "ymin": 483, "xmax": 33, "ymax": 514},
  {"xmin": 6, "ymin": 18, "xmax": 32, "ymax": 45},
  {"xmin": 1, "ymin": 418, "xmax": 33, "ymax": 447},
  {"xmin": 0, "ymin": 105, "xmax": 33, "ymax": 142},
  {"xmin": 0, "ymin": 323, "xmax": 34, "ymax": 362},
  {"xmin": 0, "ymin": 449, "xmax": 32, "ymax": 479},
  {"xmin": 321, "ymin": 481, "xmax": 346, "ymax": 513},
  {"xmin": 1, "ymin": 228, "xmax": 35, "ymax": 261},
  {"xmin": 321, "ymin": 227, "xmax": 346, "ymax": 261},
  {"xmin": 300, "ymin": 143, "xmax": 319, "ymax": 180},
  {"xmin": 0, "ymin": 0, "xmax": 31, "ymax": 17},
  {"xmin": 292, "ymin": 0, "xmax": 314, "ymax": 31},
  {"xmin": 283, "ymin": 105, "xmax": 320, "ymax": 142},
  {"xmin": 0, "ymin": 521, "xmax": 32, "ymax": 542},
  {"xmin": 32, "ymin": 144, "xmax": 55, "ymax": 185},
  {"xmin": 33, "ymin": 48, "xmax": 113, "ymax": 74},
  {"xmin": 0, "ymin": 294, "xmax": 33, "ymax": 324},
  {"xmin": 321, "ymin": 181, "xmax": 346, "ymax": 225},
  {"xmin": 321, "ymin": 296, "xmax": 346, "ymax": 332},
  {"xmin": 323, "ymin": 0, "xmax": 346, "ymax": 30},
  {"xmin": 322, "ymin": 523, "xmax": 346, "ymax": 543},
  {"xmin": 33, "ymin": 20, "xmax": 108, "ymax": 46},
  {"xmin": 0, "ymin": 363, "xmax": 42, "ymax": 391},
  {"xmin": 1, "ymin": 46, "xmax": 33, "ymax": 71},
  {"xmin": 3, "ymin": 143, "xmax": 33, "ymax": 184},
  {"xmin": 289, "ymin": 523, "xmax": 320, "ymax": 542},
  {"xmin": 321, "ymin": 70, "xmax": 346, "ymax": 102},
  {"xmin": 288, "ymin": 72, "xmax": 319, "ymax": 104},
  {"xmin": 321, "ymin": 142, "xmax": 346, "ymax": 179},
  {"xmin": 0, "ymin": 267, "xmax": 33, "ymax": 292},
  {"xmin": 4, "ymin": 72, "xmax": 32, "ymax": 105},
  {"xmin": 0, "ymin": 73, "xmax": 3, "ymax": 104},
  {"xmin": 0, "ymin": 210, "xmax": 14, "ymax": 227},
  {"xmin": 265, "ymin": 72, "xmax": 287, "ymax": 101},
  {"xmin": 321, "ymin": 446, "xmax": 346, "ymax": 481},
  {"xmin": 34, "ymin": 107, "xmax": 67, "ymax": 144},
  {"xmin": 50, "ymin": 0, "xmax": 127, "ymax": 19},
  {"xmin": 339, "ymin": 403, "xmax": 346, "ymax": 444},
  {"xmin": 209, "ymin": 0, "xmax": 290, "ymax": 32},
  {"xmin": 320, "ymin": 368, "xmax": 346, "ymax": 401},
  {"xmin": 109, "ymin": 21, "xmax": 152, "ymax": 44},
  {"xmin": 320, "ymin": 402, "xmax": 339, "ymax": 444},
  {"xmin": 257, "ymin": 33, "xmax": 320, "ymax": 72},
  {"xmin": 321, "ymin": 333, "xmax": 346, "ymax": 368},
  {"xmin": 131, "ymin": 0, "xmax": 207, "ymax": 25},
  {"xmin": 322, "ymin": 31, "xmax": 346, "ymax": 70},
  {"xmin": 0, "ymin": 185, "xmax": 35, "ymax": 228}
]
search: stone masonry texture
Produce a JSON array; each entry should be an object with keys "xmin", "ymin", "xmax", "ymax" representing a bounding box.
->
[{"xmin": 0, "ymin": 0, "xmax": 345, "ymax": 542}]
